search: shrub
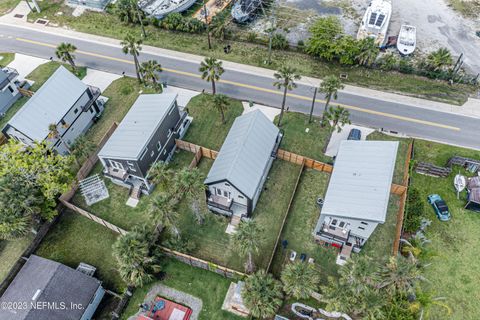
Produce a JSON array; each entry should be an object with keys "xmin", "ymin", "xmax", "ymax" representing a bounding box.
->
[
  {"xmin": 306, "ymin": 16, "xmax": 343, "ymax": 60},
  {"xmin": 271, "ymin": 33, "xmax": 289, "ymax": 50},
  {"xmin": 404, "ymin": 187, "xmax": 425, "ymax": 233},
  {"xmin": 399, "ymin": 58, "xmax": 415, "ymax": 74},
  {"xmin": 247, "ymin": 32, "xmax": 258, "ymax": 42},
  {"xmin": 296, "ymin": 40, "xmax": 305, "ymax": 51}
]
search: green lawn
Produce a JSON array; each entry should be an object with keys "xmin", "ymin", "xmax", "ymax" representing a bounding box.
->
[
  {"xmin": 276, "ymin": 112, "xmax": 333, "ymax": 163},
  {"xmin": 0, "ymin": 0, "xmax": 19, "ymax": 15},
  {"xmin": 84, "ymin": 77, "xmax": 159, "ymax": 145},
  {"xmin": 27, "ymin": 1, "xmax": 476, "ymax": 105},
  {"xmin": 408, "ymin": 139, "xmax": 480, "ymax": 319},
  {"xmin": 182, "ymin": 94, "xmax": 244, "ymax": 150},
  {"xmin": 270, "ymin": 169, "xmax": 338, "ymax": 280},
  {"xmin": 0, "ymin": 52, "xmax": 15, "ymax": 66},
  {"xmin": 122, "ymin": 258, "xmax": 244, "ymax": 320},
  {"xmin": 0, "ymin": 234, "xmax": 34, "ymax": 282},
  {"xmin": 35, "ymin": 210, "xmax": 125, "ymax": 292}
]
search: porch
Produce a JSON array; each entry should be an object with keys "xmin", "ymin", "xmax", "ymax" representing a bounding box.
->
[
  {"xmin": 207, "ymin": 194, "xmax": 233, "ymax": 212},
  {"xmin": 104, "ymin": 167, "xmax": 128, "ymax": 181}
]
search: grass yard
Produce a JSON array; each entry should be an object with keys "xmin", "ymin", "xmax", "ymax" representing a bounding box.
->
[
  {"xmin": 0, "ymin": 234, "xmax": 34, "ymax": 282},
  {"xmin": 84, "ymin": 77, "xmax": 159, "ymax": 145},
  {"xmin": 0, "ymin": 52, "xmax": 15, "ymax": 66},
  {"xmin": 276, "ymin": 112, "xmax": 333, "ymax": 163},
  {"xmin": 122, "ymin": 258, "xmax": 244, "ymax": 320},
  {"xmin": 35, "ymin": 209, "xmax": 124, "ymax": 292},
  {"xmin": 0, "ymin": 0, "xmax": 19, "ymax": 15},
  {"xmin": 27, "ymin": 1, "xmax": 476, "ymax": 105},
  {"xmin": 270, "ymin": 169, "xmax": 338, "ymax": 280},
  {"xmin": 28, "ymin": 61, "xmax": 87, "ymax": 91},
  {"xmin": 408, "ymin": 139, "xmax": 480, "ymax": 319},
  {"xmin": 182, "ymin": 94, "xmax": 244, "ymax": 150}
]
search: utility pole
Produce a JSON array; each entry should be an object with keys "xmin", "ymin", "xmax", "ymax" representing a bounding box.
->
[
  {"xmin": 31, "ymin": 0, "xmax": 41, "ymax": 13},
  {"xmin": 24, "ymin": 0, "xmax": 33, "ymax": 12},
  {"xmin": 266, "ymin": 1, "xmax": 276, "ymax": 65},
  {"xmin": 135, "ymin": 4, "xmax": 147, "ymax": 38},
  {"xmin": 203, "ymin": 0, "xmax": 212, "ymax": 50},
  {"xmin": 308, "ymin": 87, "xmax": 318, "ymax": 123}
]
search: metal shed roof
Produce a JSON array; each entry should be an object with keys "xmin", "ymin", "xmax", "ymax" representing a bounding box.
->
[
  {"xmin": 98, "ymin": 93, "xmax": 177, "ymax": 160},
  {"xmin": 0, "ymin": 255, "xmax": 101, "ymax": 320},
  {"xmin": 204, "ymin": 110, "xmax": 280, "ymax": 199},
  {"xmin": 321, "ymin": 140, "xmax": 399, "ymax": 223},
  {"xmin": 7, "ymin": 66, "xmax": 87, "ymax": 141}
]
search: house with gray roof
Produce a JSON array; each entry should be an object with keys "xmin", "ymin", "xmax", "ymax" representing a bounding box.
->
[
  {"xmin": 0, "ymin": 66, "xmax": 25, "ymax": 114},
  {"xmin": 98, "ymin": 93, "xmax": 191, "ymax": 196},
  {"xmin": 0, "ymin": 255, "xmax": 105, "ymax": 320},
  {"xmin": 204, "ymin": 110, "xmax": 282, "ymax": 219},
  {"xmin": 2, "ymin": 66, "xmax": 104, "ymax": 155},
  {"xmin": 313, "ymin": 140, "xmax": 398, "ymax": 263}
]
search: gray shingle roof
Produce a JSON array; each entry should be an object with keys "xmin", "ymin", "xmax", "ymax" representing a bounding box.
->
[
  {"xmin": 204, "ymin": 110, "xmax": 280, "ymax": 199},
  {"xmin": 6, "ymin": 66, "xmax": 87, "ymax": 141},
  {"xmin": 98, "ymin": 93, "xmax": 177, "ymax": 160},
  {"xmin": 321, "ymin": 140, "xmax": 399, "ymax": 223},
  {"xmin": 0, "ymin": 255, "xmax": 101, "ymax": 320}
]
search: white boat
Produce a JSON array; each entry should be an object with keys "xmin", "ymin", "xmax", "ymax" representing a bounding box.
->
[
  {"xmin": 357, "ymin": 0, "xmax": 392, "ymax": 46},
  {"xmin": 138, "ymin": 0, "xmax": 197, "ymax": 19},
  {"xmin": 455, "ymin": 174, "xmax": 466, "ymax": 199},
  {"xmin": 397, "ymin": 24, "xmax": 416, "ymax": 55}
]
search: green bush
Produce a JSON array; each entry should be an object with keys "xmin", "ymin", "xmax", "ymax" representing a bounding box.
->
[
  {"xmin": 404, "ymin": 187, "xmax": 425, "ymax": 233},
  {"xmin": 272, "ymin": 33, "xmax": 289, "ymax": 50}
]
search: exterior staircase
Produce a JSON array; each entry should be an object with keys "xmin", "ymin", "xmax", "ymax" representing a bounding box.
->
[
  {"xmin": 129, "ymin": 184, "xmax": 142, "ymax": 200},
  {"xmin": 231, "ymin": 214, "xmax": 242, "ymax": 227}
]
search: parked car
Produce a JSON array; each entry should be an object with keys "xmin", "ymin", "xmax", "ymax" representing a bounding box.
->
[
  {"xmin": 427, "ymin": 194, "xmax": 451, "ymax": 221},
  {"xmin": 347, "ymin": 129, "xmax": 362, "ymax": 140}
]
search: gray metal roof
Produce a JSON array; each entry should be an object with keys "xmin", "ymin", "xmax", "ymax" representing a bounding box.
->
[
  {"xmin": 0, "ymin": 255, "xmax": 101, "ymax": 320},
  {"xmin": 6, "ymin": 66, "xmax": 87, "ymax": 141},
  {"xmin": 321, "ymin": 140, "xmax": 399, "ymax": 223},
  {"xmin": 204, "ymin": 110, "xmax": 279, "ymax": 199},
  {"xmin": 0, "ymin": 69, "xmax": 8, "ymax": 86},
  {"xmin": 98, "ymin": 93, "xmax": 177, "ymax": 160}
]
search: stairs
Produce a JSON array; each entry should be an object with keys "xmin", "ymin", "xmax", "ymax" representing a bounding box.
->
[
  {"xmin": 231, "ymin": 214, "xmax": 242, "ymax": 227},
  {"xmin": 129, "ymin": 184, "xmax": 142, "ymax": 200}
]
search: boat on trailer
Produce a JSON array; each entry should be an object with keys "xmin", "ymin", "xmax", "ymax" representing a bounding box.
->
[
  {"xmin": 231, "ymin": 0, "xmax": 263, "ymax": 23},
  {"xmin": 138, "ymin": 0, "xmax": 198, "ymax": 19},
  {"xmin": 357, "ymin": 0, "xmax": 392, "ymax": 46},
  {"xmin": 397, "ymin": 24, "xmax": 416, "ymax": 55}
]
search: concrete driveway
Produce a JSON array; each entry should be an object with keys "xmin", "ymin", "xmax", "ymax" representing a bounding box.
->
[
  {"xmin": 325, "ymin": 124, "xmax": 375, "ymax": 157},
  {"xmin": 7, "ymin": 53, "xmax": 48, "ymax": 80}
]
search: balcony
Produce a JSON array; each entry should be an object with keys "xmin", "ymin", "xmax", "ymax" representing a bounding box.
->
[
  {"xmin": 207, "ymin": 195, "xmax": 233, "ymax": 212},
  {"xmin": 80, "ymin": 85, "xmax": 102, "ymax": 112},
  {"xmin": 317, "ymin": 222, "xmax": 350, "ymax": 242},
  {"xmin": 105, "ymin": 167, "xmax": 128, "ymax": 181},
  {"xmin": 0, "ymin": 67, "xmax": 19, "ymax": 89}
]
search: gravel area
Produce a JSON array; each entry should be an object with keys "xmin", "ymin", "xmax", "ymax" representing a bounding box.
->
[{"xmin": 128, "ymin": 284, "xmax": 203, "ymax": 320}]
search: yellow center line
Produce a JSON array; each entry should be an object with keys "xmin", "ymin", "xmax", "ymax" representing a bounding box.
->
[{"xmin": 16, "ymin": 37, "xmax": 460, "ymax": 131}]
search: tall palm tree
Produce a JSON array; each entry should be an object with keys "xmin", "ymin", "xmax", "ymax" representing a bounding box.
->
[
  {"xmin": 140, "ymin": 60, "xmax": 162, "ymax": 89},
  {"xmin": 323, "ymin": 106, "xmax": 351, "ymax": 133},
  {"xmin": 318, "ymin": 75, "xmax": 344, "ymax": 126},
  {"xmin": 281, "ymin": 261, "xmax": 321, "ymax": 299},
  {"xmin": 273, "ymin": 66, "xmax": 301, "ymax": 127},
  {"xmin": 115, "ymin": 0, "xmax": 135, "ymax": 24},
  {"xmin": 148, "ymin": 193, "xmax": 180, "ymax": 239},
  {"xmin": 230, "ymin": 220, "xmax": 264, "ymax": 273},
  {"xmin": 121, "ymin": 33, "xmax": 143, "ymax": 82},
  {"xmin": 47, "ymin": 123, "xmax": 72, "ymax": 155},
  {"xmin": 112, "ymin": 226, "xmax": 161, "ymax": 287},
  {"xmin": 356, "ymin": 37, "xmax": 379, "ymax": 66},
  {"xmin": 426, "ymin": 48, "xmax": 453, "ymax": 71},
  {"xmin": 174, "ymin": 167, "xmax": 206, "ymax": 224},
  {"xmin": 55, "ymin": 42, "xmax": 77, "ymax": 72},
  {"xmin": 199, "ymin": 57, "xmax": 224, "ymax": 95},
  {"xmin": 147, "ymin": 161, "xmax": 174, "ymax": 189},
  {"xmin": 242, "ymin": 270, "xmax": 284, "ymax": 319},
  {"xmin": 211, "ymin": 94, "xmax": 229, "ymax": 124},
  {"xmin": 376, "ymin": 256, "xmax": 426, "ymax": 296},
  {"xmin": 71, "ymin": 136, "xmax": 96, "ymax": 164},
  {"xmin": 210, "ymin": 11, "xmax": 230, "ymax": 41}
]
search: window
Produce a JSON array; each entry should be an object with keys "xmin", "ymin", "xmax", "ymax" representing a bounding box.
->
[
  {"xmin": 339, "ymin": 221, "xmax": 345, "ymax": 228},
  {"xmin": 225, "ymin": 183, "xmax": 230, "ymax": 187},
  {"xmin": 331, "ymin": 219, "xmax": 338, "ymax": 226},
  {"xmin": 139, "ymin": 148, "xmax": 148, "ymax": 160},
  {"xmin": 109, "ymin": 160, "xmax": 124, "ymax": 170},
  {"xmin": 150, "ymin": 150, "xmax": 155, "ymax": 157},
  {"xmin": 216, "ymin": 188, "xmax": 222, "ymax": 196},
  {"xmin": 89, "ymin": 107, "xmax": 94, "ymax": 114},
  {"xmin": 7, "ymin": 86, "xmax": 14, "ymax": 93},
  {"xmin": 238, "ymin": 195, "xmax": 244, "ymax": 199},
  {"xmin": 74, "ymin": 108, "xmax": 79, "ymax": 114},
  {"xmin": 157, "ymin": 141, "xmax": 162, "ymax": 151}
]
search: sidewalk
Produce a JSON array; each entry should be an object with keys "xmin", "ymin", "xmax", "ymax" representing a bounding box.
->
[{"xmin": 2, "ymin": 3, "xmax": 480, "ymax": 119}]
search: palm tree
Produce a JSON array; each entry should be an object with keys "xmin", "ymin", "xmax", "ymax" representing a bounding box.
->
[
  {"xmin": 323, "ymin": 106, "xmax": 351, "ymax": 133},
  {"xmin": 55, "ymin": 42, "xmax": 77, "ymax": 72},
  {"xmin": 148, "ymin": 193, "xmax": 180, "ymax": 239},
  {"xmin": 199, "ymin": 57, "xmax": 224, "ymax": 95},
  {"xmin": 210, "ymin": 11, "xmax": 230, "ymax": 41},
  {"xmin": 318, "ymin": 75, "xmax": 344, "ymax": 126},
  {"xmin": 47, "ymin": 123, "xmax": 72, "ymax": 155},
  {"xmin": 71, "ymin": 136, "xmax": 96, "ymax": 164},
  {"xmin": 121, "ymin": 33, "xmax": 143, "ymax": 82},
  {"xmin": 112, "ymin": 226, "xmax": 161, "ymax": 287},
  {"xmin": 230, "ymin": 220, "xmax": 264, "ymax": 273},
  {"xmin": 281, "ymin": 261, "xmax": 321, "ymax": 299},
  {"xmin": 273, "ymin": 66, "xmax": 301, "ymax": 127},
  {"xmin": 426, "ymin": 48, "xmax": 453, "ymax": 71},
  {"xmin": 115, "ymin": 0, "xmax": 135, "ymax": 24},
  {"xmin": 376, "ymin": 256, "xmax": 426, "ymax": 296},
  {"xmin": 174, "ymin": 168, "xmax": 206, "ymax": 224},
  {"xmin": 211, "ymin": 94, "xmax": 229, "ymax": 124},
  {"xmin": 147, "ymin": 161, "xmax": 174, "ymax": 189},
  {"xmin": 140, "ymin": 60, "xmax": 162, "ymax": 89},
  {"xmin": 242, "ymin": 270, "xmax": 284, "ymax": 319},
  {"xmin": 356, "ymin": 37, "xmax": 379, "ymax": 66}
]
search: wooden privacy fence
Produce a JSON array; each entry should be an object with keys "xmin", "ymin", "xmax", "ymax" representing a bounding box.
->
[
  {"xmin": 175, "ymin": 139, "xmax": 218, "ymax": 160},
  {"xmin": 276, "ymin": 149, "xmax": 333, "ymax": 173}
]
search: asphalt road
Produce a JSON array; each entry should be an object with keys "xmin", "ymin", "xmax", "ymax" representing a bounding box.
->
[{"xmin": 1, "ymin": 24, "xmax": 479, "ymax": 149}]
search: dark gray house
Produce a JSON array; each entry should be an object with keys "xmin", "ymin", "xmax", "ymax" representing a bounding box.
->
[
  {"xmin": 98, "ymin": 93, "xmax": 191, "ymax": 195},
  {"xmin": 0, "ymin": 255, "xmax": 105, "ymax": 320},
  {"xmin": 2, "ymin": 66, "xmax": 104, "ymax": 155},
  {"xmin": 204, "ymin": 110, "xmax": 282, "ymax": 219},
  {"xmin": 0, "ymin": 67, "xmax": 24, "ymax": 114}
]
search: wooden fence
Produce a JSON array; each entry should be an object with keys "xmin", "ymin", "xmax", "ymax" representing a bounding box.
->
[{"xmin": 276, "ymin": 149, "xmax": 333, "ymax": 173}]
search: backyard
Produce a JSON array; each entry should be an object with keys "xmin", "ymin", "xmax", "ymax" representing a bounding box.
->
[{"xmin": 408, "ymin": 139, "xmax": 480, "ymax": 319}]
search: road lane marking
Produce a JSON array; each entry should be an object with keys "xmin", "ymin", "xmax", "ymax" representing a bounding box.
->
[{"xmin": 16, "ymin": 37, "xmax": 460, "ymax": 131}]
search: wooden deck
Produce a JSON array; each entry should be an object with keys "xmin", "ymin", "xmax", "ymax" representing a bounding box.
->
[{"xmin": 138, "ymin": 296, "xmax": 192, "ymax": 320}]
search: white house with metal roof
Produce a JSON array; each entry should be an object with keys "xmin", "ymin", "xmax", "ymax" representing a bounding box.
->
[
  {"xmin": 204, "ymin": 110, "xmax": 282, "ymax": 219},
  {"xmin": 313, "ymin": 140, "xmax": 398, "ymax": 262},
  {"xmin": 2, "ymin": 66, "xmax": 104, "ymax": 155},
  {"xmin": 98, "ymin": 94, "xmax": 191, "ymax": 196}
]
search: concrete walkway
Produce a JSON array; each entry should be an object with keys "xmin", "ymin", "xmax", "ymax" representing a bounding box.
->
[
  {"xmin": 242, "ymin": 101, "xmax": 280, "ymax": 122},
  {"xmin": 128, "ymin": 283, "xmax": 203, "ymax": 320}
]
